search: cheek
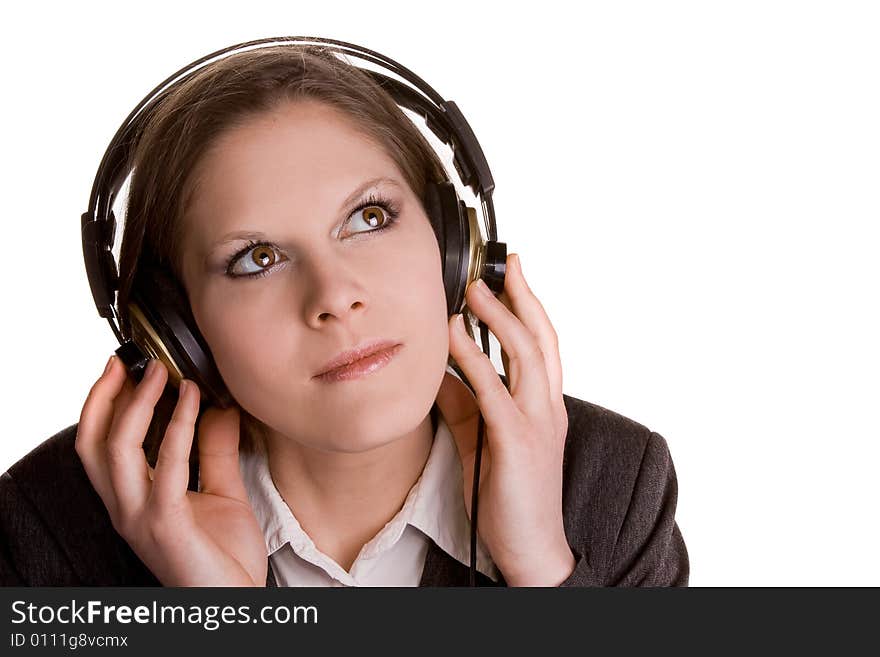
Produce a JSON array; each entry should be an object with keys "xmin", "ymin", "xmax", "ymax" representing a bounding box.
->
[
  {"xmin": 392, "ymin": 224, "xmax": 449, "ymax": 322},
  {"xmin": 188, "ymin": 294, "xmax": 287, "ymax": 387},
  {"xmin": 391, "ymin": 227, "xmax": 451, "ymax": 368}
]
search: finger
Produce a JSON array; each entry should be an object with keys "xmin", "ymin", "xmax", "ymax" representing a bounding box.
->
[
  {"xmin": 150, "ymin": 378, "xmax": 199, "ymax": 510},
  {"xmin": 105, "ymin": 358, "xmax": 166, "ymax": 517},
  {"xmin": 448, "ymin": 313, "xmax": 521, "ymax": 440},
  {"xmin": 197, "ymin": 403, "xmax": 250, "ymax": 503},
  {"xmin": 463, "ymin": 272, "xmax": 552, "ymax": 423},
  {"xmin": 76, "ymin": 355, "xmax": 129, "ymax": 515},
  {"xmin": 496, "ymin": 291, "xmax": 513, "ymax": 382},
  {"xmin": 501, "ymin": 253, "xmax": 566, "ymax": 416}
]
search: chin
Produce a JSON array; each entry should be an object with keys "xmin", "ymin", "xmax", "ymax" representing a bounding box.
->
[{"xmin": 320, "ymin": 385, "xmax": 436, "ymax": 452}]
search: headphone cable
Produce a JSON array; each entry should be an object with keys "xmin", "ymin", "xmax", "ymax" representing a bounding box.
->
[{"xmin": 467, "ymin": 318, "xmax": 495, "ymax": 586}]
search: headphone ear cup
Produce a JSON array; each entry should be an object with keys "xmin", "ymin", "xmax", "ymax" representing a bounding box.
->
[
  {"xmin": 129, "ymin": 260, "xmax": 234, "ymax": 408},
  {"xmin": 423, "ymin": 181, "xmax": 446, "ymax": 259},
  {"xmin": 424, "ymin": 181, "xmax": 473, "ymax": 316}
]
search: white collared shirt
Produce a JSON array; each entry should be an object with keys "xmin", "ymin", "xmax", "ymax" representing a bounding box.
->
[{"xmin": 238, "ymin": 392, "xmax": 500, "ymax": 587}]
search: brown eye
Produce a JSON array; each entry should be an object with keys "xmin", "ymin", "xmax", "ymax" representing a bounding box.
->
[
  {"xmin": 251, "ymin": 245, "xmax": 276, "ymax": 268},
  {"xmin": 360, "ymin": 205, "xmax": 388, "ymax": 228},
  {"xmin": 226, "ymin": 241, "xmax": 287, "ymax": 278}
]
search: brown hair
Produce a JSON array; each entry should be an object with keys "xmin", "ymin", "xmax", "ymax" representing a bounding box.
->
[{"xmin": 115, "ymin": 45, "xmax": 468, "ymax": 471}]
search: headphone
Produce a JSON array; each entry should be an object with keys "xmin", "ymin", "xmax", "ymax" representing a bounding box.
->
[{"xmin": 81, "ymin": 36, "xmax": 507, "ymax": 587}]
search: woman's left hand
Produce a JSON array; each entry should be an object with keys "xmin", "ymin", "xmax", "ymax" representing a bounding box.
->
[{"xmin": 435, "ymin": 253, "xmax": 575, "ymax": 587}]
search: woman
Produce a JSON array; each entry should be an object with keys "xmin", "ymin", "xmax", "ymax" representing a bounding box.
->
[{"xmin": 0, "ymin": 41, "xmax": 688, "ymax": 586}]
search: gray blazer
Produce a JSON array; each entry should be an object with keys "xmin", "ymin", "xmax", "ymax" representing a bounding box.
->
[{"xmin": 0, "ymin": 390, "xmax": 688, "ymax": 586}]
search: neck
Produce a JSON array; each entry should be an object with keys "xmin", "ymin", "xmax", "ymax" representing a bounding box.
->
[{"xmin": 264, "ymin": 406, "xmax": 438, "ymax": 569}]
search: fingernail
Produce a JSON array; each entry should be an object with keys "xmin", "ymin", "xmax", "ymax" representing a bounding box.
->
[
  {"xmin": 103, "ymin": 355, "xmax": 115, "ymax": 376},
  {"xmin": 474, "ymin": 278, "xmax": 492, "ymax": 297},
  {"xmin": 179, "ymin": 379, "xmax": 188, "ymax": 399},
  {"xmin": 452, "ymin": 313, "xmax": 466, "ymax": 333},
  {"xmin": 145, "ymin": 358, "xmax": 159, "ymax": 378},
  {"xmin": 513, "ymin": 253, "xmax": 522, "ymax": 276}
]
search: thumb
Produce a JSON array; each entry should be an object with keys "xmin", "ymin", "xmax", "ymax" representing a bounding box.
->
[
  {"xmin": 436, "ymin": 371, "xmax": 480, "ymax": 463},
  {"xmin": 196, "ymin": 405, "xmax": 248, "ymax": 503}
]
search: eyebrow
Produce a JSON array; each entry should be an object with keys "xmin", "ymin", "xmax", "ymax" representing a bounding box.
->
[{"xmin": 205, "ymin": 176, "xmax": 403, "ymax": 254}]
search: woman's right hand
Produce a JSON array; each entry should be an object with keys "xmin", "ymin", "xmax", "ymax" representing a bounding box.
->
[{"xmin": 75, "ymin": 355, "xmax": 268, "ymax": 586}]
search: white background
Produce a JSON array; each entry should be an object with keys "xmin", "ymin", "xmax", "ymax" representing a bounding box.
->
[{"xmin": 1, "ymin": 1, "xmax": 877, "ymax": 586}]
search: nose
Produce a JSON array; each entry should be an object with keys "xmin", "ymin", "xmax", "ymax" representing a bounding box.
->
[{"xmin": 301, "ymin": 255, "xmax": 369, "ymax": 328}]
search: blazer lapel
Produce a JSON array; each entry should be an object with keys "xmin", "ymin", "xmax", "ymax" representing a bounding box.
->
[
  {"xmin": 418, "ymin": 539, "xmax": 505, "ymax": 587},
  {"xmin": 266, "ymin": 562, "xmax": 277, "ymax": 587}
]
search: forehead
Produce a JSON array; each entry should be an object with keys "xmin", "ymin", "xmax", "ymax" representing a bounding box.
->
[{"xmin": 183, "ymin": 99, "xmax": 403, "ymax": 239}]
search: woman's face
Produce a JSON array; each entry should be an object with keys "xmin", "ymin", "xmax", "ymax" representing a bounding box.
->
[{"xmin": 179, "ymin": 99, "xmax": 450, "ymax": 453}]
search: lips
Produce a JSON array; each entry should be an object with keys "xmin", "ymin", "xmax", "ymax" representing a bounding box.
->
[{"xmin": 314, "ymin": 339, "xmax": 402, "ymax": 379}]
